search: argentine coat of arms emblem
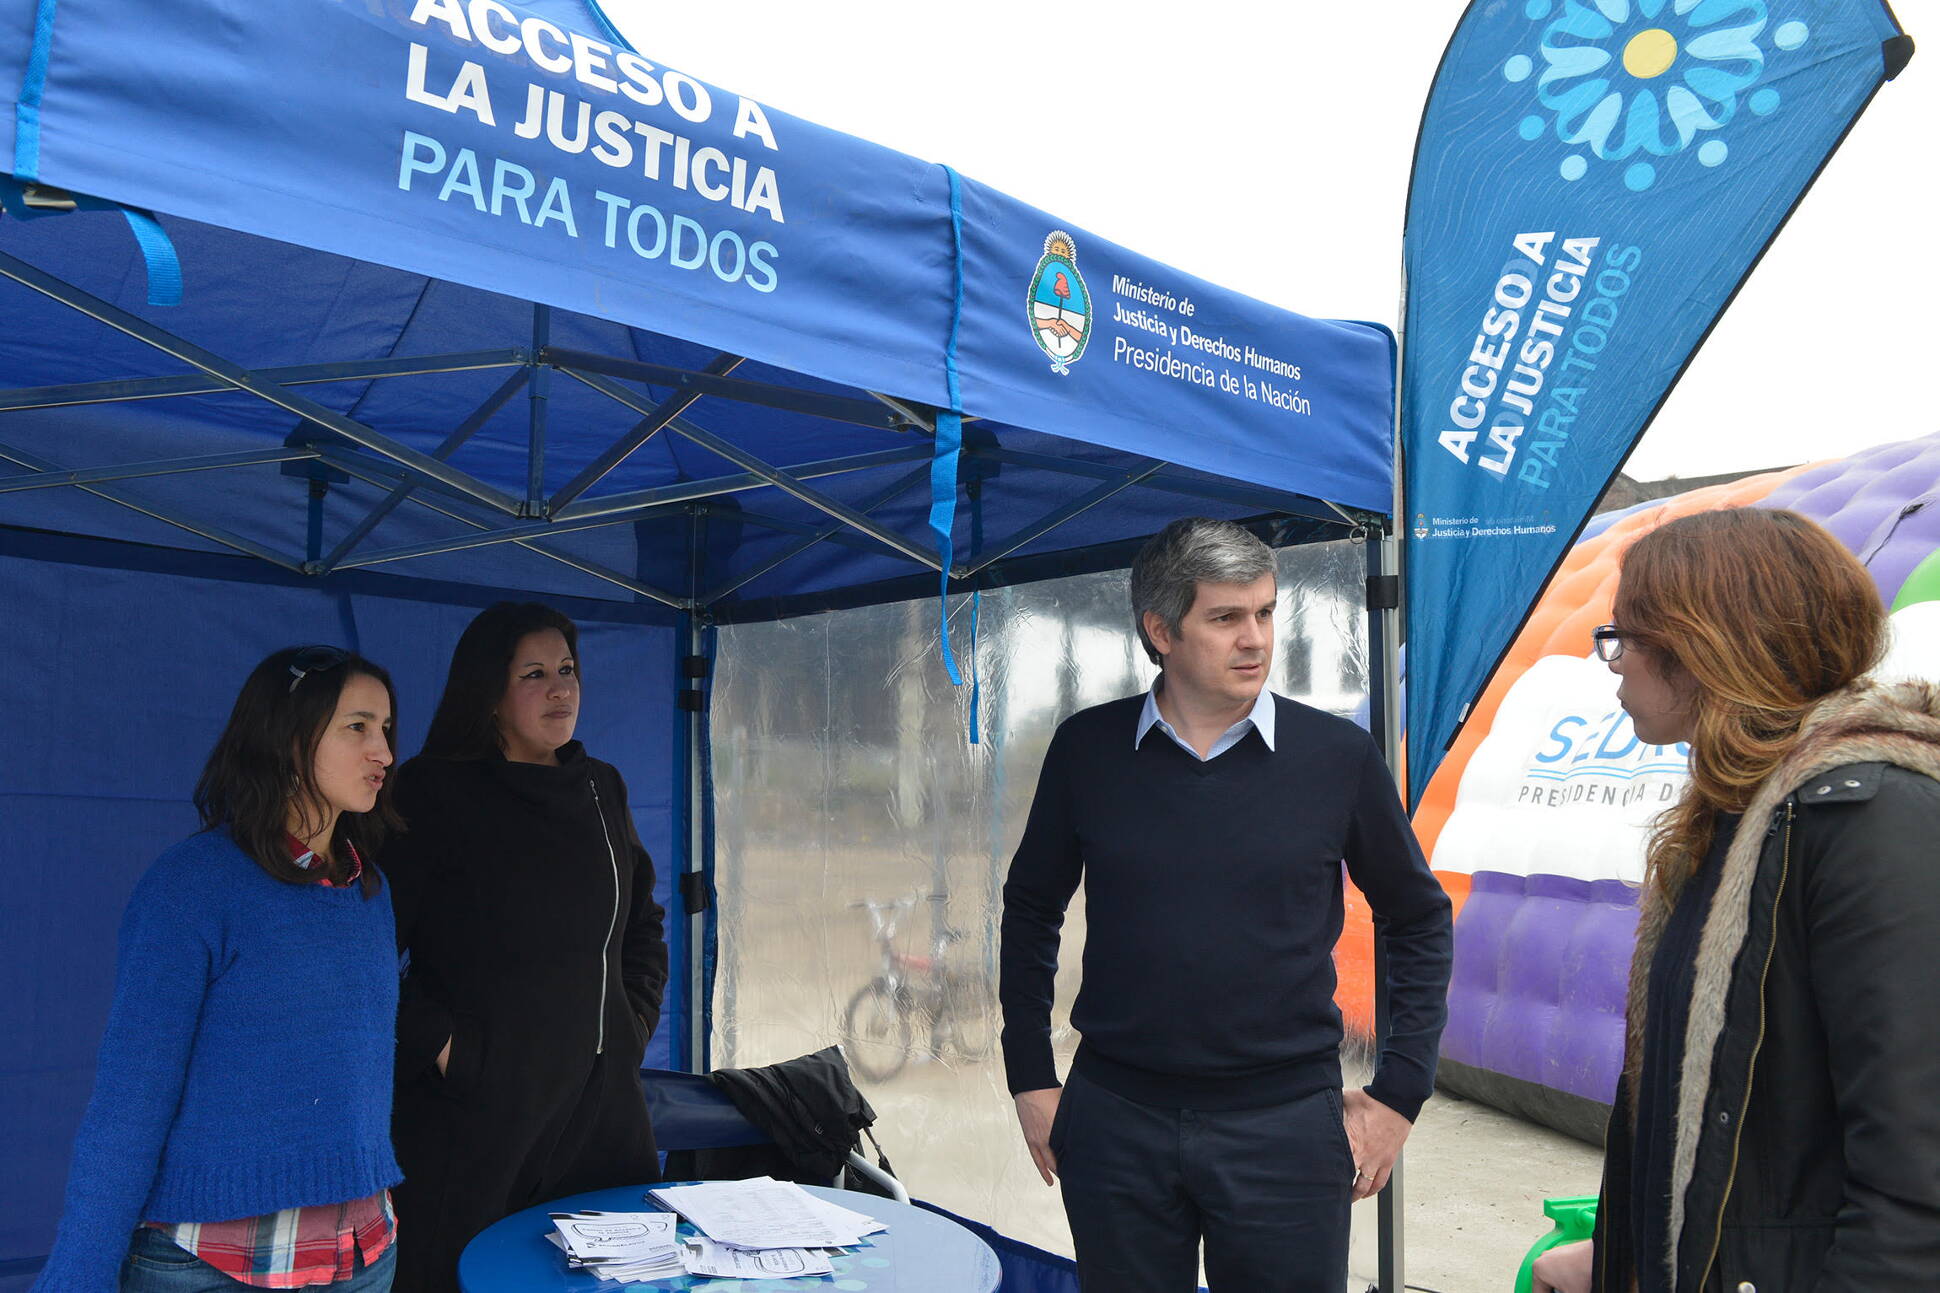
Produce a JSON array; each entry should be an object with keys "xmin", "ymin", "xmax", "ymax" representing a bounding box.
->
[{"xmin": 1027, "ymin": 231, "xmax": 1090, "ymax": 375}]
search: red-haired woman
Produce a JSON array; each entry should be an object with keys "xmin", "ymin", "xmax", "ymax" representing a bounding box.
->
[{"xmin": 1535, "ymin": 508, "xmax": 1940, "ymax": 1292}]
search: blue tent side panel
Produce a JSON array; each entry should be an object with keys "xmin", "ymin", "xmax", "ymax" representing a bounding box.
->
[{"xmin": 0, "ymin": 528, "xmax": 681, "ymax": 1274}]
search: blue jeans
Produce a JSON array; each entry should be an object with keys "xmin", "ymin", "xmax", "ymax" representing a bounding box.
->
[{"xmin": 119, "ymin": 1226, "xmax": 396, "ymax": 1292}]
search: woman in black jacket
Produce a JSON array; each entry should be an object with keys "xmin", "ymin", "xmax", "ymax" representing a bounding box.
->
[
  {"xmin": 382, "ymin": 602, "xmax": 668, "ymax": 1293},
  {"xmin": 1534, "ymin": 509, "xmax": 1940, "ymax": 1293}
]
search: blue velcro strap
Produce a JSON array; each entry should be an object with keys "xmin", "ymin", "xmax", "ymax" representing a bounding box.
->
[
  {"xmin": 928, "ymin": 164, "xmax": 968, "ymax": 687},
  {"xmin": 8, "ymin": 0, "xmax": 184, "ymax": 311},
  {"xmin": 928, "ymin": 410, "xmax": 964, "ymax": 685},
  {"xmin": 118, "ymin": 207, "xmax": 183, "ymax": 306},
  {"xmin": 0, "ymin": 178, "xmax": 184, "ymax": 308},
  {"xmin": 968, "ymin": 590, "xmax": 982, "ymax": 743},
  {"xmin": 967, "ymin": 483, "xmax": 983, "ymax": 745},
  {"xmin": 14, "ymin": 0, "xmax": 59, "ymax": 181}
]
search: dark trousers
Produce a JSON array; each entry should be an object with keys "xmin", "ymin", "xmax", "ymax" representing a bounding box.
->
[
  {"xmin": 1053, "ymin": 1069, "xmax": 1353, "ymax": 1292},
  {"xmin": 392, "ymin": 1047, "xmax": 658, "ymax": 1293}
]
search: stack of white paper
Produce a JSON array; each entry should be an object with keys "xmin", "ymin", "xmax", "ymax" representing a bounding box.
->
[
  {"xmin": 679, "ymin": 1234, "xmax": 834, "ymax": 1278},
  {"xmin": 647, "ymin": 1177, "xmax": 846, "ymax": 1249},
  {"xmin": 645, "ymin": 1178, "xmax": 890, "ymax": 1278},
  {"xmin": 546, "ymin": 1210, "xmax": 683, "ymax": 1283},
  {"xmin": 796, "ymin": 1190, "xmax": 889, "ymax": 1247}
]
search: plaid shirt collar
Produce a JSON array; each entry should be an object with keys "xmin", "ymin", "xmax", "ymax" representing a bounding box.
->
[{"xmin": 286, "ymin": 832, "xmax": 362, "ymax": 888}]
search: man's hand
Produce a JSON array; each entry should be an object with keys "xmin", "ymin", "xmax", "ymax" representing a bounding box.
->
[
  {"xmin": 1342, "ymin": 1088, "xmax": 1411, "ymax": 1202},
  {"xmin": 435, "ymin": 1036, "xmax": 451, "ymax": 1076},
  {"xmin": 1014, "ymin": 1087, "xmax": 1062, "ymax": 1186},
  {"xmin": 1530, "ymin": 1238, "xmax": 1593, "ymax": 1293}
]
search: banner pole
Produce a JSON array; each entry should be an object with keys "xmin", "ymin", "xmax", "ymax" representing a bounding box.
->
[{"xmin": 1374, "ymin": 255, "xmax": 1409, "ymax": 1293}]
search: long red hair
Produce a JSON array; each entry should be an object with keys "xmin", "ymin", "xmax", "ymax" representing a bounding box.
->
[{"xmin": 1615, "ymin": 509, "xmax": 1883, "ymax": 902}]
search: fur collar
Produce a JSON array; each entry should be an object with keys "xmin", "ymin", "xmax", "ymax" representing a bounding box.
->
[{"xmin": 1623, "ymin": 678, "xmax": 1940, "ymax": 1276}]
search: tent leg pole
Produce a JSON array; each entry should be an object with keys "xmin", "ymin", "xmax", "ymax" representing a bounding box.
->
[
  {"xmin": 686, "ymin": 614, "xmax": 708, "ymax": 1073},
  {"xmin": 1366, "ymin": 527, "xmax": 1405, "ymax": 1293},
  {"xmin": 685, "ymin": 509, "xmax": 712, "ymax": 1075}
]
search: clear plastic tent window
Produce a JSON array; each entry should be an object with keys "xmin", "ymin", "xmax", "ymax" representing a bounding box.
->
[{"xmin": 709, "ymin": 542, "xmax": 1370, "ymax": 1260}]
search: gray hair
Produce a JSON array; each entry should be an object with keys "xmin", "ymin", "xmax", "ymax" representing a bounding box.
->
[{"xmin": 1129, "ymin": 518, "xmax": 1274, "ymax": 665}]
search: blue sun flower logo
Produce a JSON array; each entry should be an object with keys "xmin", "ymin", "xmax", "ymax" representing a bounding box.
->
[{"xmin": 1502, "ymin": 0, "xmax": 1813, "ymax": 191}]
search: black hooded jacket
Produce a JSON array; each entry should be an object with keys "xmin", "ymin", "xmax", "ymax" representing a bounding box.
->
[{"xmin": 381, "ymin": 742, "xmax": 668, "ymax": 1292}]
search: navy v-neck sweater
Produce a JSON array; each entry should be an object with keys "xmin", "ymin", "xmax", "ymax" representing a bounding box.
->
[{"xmin": 1000, "ymin": 693, "xmax": 1452, "ymax": 1116}]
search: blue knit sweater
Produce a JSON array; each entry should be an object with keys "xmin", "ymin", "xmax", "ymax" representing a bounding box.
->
[{"xmin": 32, "ymin": 829, "xmax": 402, "ymax": 1292}]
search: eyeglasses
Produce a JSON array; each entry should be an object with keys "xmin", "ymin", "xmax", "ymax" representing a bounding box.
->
[
  {"xmin": 287, "ymin": 645, "xmax": 350, "ymax": 694},
  {"xmin": 1590, "ymin": 624, "xmax": 1632, "ymax": 663}
]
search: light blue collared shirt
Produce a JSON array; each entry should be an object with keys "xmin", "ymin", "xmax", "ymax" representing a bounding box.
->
[{"xmin": 1134, "ymin": 679, "xmax": 1277, "ymax": 762}]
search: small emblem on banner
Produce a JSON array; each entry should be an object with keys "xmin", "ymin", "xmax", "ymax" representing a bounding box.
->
[{"xmin": 1027, "ymin": 231, "xmax": 1091, "ymax": 375}]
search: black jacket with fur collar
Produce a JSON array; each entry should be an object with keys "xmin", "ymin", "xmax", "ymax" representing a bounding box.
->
[{"xmin": 1594, "ymin": 680, "xmax": 1940, "ymax": 1293}]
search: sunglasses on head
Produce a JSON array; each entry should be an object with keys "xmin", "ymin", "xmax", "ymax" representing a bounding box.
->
[{"xmin": 287, "ymin": 645, "xmax": 350, "ymax": 694}]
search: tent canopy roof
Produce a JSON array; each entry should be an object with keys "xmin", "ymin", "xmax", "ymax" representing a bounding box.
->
[{"xmin": 0, "ymin": 0, "xmax": 1394, "ymax": 618}]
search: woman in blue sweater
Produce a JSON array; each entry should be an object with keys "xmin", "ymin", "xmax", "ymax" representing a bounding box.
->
[{"xmin": 33, "ymin": 646, "xmax": 406, "ymax": 1293}]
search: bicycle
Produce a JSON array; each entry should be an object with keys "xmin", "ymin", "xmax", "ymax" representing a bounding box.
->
[{"xmin": 840, "ymin": 893, "xmax": 995, "ymax": 1083}]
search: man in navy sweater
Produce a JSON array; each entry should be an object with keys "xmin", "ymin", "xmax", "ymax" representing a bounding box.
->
[{"xmin": 1000, "ymin": 517, "xmax": 1452, "ymax": 1291}]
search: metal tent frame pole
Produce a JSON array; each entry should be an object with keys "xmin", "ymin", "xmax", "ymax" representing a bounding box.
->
[
  {"xmin": 0, "ymin": 248, "xmax": 1376, "ymax": 611},
  {"xmin": 0, "ymin": 349, "xmax": 527, "ymax": 412},
  {"xmin": 683, "ymin": 507, "xmax": 712, "ymax": 1075},
  {"xmin": 1365, "ymin": 525, "xmax": 1406, "ymax": 1293},
  {"xmin": 556, "ymin": 366, "xmax": 945, "ymax": 573},
  {"xmin": 0, "ymin": 445, "xmax": 317, "ymax": 493},
  {"xmin": 546, "ymin": 352, "xmax": 744, "ymax": 514},
  {"xmin": 319, "ymin": 369, "xmax": 531, "ymax": 571},
  {"xmin": 1371, "ymin": 259, "xmax": 1412, "ymax": 1293},
  {"xmin": 0, "ymin": 438, "xmax": 308, "ymax": 571},
  {"xmin": 0, "ymin": 248, "xmax": 525, "ymax": 516},
  {"xmin": 315, "ymin": 450, "xmax": 688, "ymax": 606},
  {"xmin": 685, "ymin": 613, "xmax": 710, "ymax": 1074}
]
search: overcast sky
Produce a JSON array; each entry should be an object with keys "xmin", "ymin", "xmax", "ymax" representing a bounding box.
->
[{"xmin": 600, "ymin": 0, "xmax": 1936, "ymax": 483}]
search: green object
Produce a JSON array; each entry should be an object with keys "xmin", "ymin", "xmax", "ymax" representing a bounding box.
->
[
  {"xmin": 1891, "ymin": 547, "xmax": 1940, "ymax": 612},
  {"xmin": 1513, "ymin": 1195, "xmax": 1598, "ymax": 1293}
]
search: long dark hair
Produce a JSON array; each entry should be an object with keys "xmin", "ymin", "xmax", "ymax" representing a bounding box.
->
[
  {"xmin": 1616, "ymin": 508, "xmax": 1883, "ymax": 905},
  {"xmin": 421, "ymin": 602, "xmax": 581, "ymax": 760},
  {"xmin": 195, "ymin": 646, "xmax": 403, "ymax": 897}
]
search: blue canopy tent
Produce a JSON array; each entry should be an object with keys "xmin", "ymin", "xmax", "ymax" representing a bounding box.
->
[{"xmin": 0, "ymin": 0, "xmax": 1400, "ymax": 1285}]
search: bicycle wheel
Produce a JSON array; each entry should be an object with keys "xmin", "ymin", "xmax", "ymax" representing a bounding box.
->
[
  {"xmin": 943, "ymin": 974, "xmax": 996, "ymax": 1062},
  {"xmin": 842, "ymin": 979, "xmax": 911, "ymax": 1083}
]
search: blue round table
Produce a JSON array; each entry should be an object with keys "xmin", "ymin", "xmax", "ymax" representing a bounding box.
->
[{"xmin": 458, "ymin": 1183, "xmax": 1000, "ymax": 1293}]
